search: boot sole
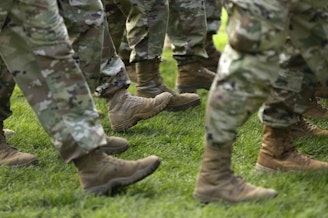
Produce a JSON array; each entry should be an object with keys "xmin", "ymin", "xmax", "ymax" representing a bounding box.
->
[
  {"xmin": 84, "ymin": 158, "xmax": 161, "ymax": 196},
  {"xmin": 194, "ymin": 190, "xmax": 277, "ymax": 204},
  {"xmin": 193, "ymin": 192, "xmax": 226, "ymax": 204},
  {"xmin": 165, "ymin": 98, "xmax": 201, "ymax": 112},
  {"xmin": 176, "ymin": 84, "xmax": 211, "ymax": 94},
  {"xmin": 9, "ymin": 159, "xmax": 39, "ymax": 168},
  {"xmin": 111, "ymin": 95, "xmax": 172, "ymax": 132}
]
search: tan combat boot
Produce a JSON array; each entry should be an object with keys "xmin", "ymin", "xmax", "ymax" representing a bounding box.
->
[
  {"xmin": 303, "ymin": 97, "xmax": 328, "ymax": 119},
  {"xmin": 194, "ymin": 143, "xmax": 277, "ymax": 203},
  {"xmin": 290, "ymin": 117, "xmax": 328, "ymax": 138},
  {"xmin": 100, "ymin": 136, "xmax": 129, "ymax": 155},
  {"xmin": 136, "ymin": 59, "xmax": 200, "ymax": 112},
  {"xmin": 176, "ymin": 61, "xmax": 216, "ymax": 93},
  {"xmin": 255, "ymin": 125, "xmax": 328, "ymax": 172},
  {"xmin": 74, "ymin": 149, "xmax": 160, "ymax": 195},
  {"xmin": 200, "ymin": 33, "xmax": 221, "ymax": 72},
  {"xmin": 107, "ymin": 89, "xmax": 172, "ymax": 132},
  {"xmin": 0, "ymin": 122, "xmax": 38, "ymax": 167}
]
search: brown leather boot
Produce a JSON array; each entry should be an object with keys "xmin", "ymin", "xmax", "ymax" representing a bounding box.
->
[
  {"xmin": 107, "ymin": 89, "xmax": 172, "ymax": 132},
  {"xmin": 99, "ymin": 136, "xmax": 129, "ymax": 155},
  {"xmin": 194, "ymin": 143, "xmax": 277, "ymax": 203},
  {"xmin": 255, "ymin": 125, "xmax": 328, "ymax": 172},
  {"xmin": 74, "ymin": 149, "xmax": 160, "ymax": 195},
  {"xmin": 176, "ymin": 61, "xmax": 216, "ymax": 93},
  {"xmin": 303, "ymin": 98, "xmax": 328, "ymax": 119},
  {"xmin": 200, "ymin": 33, "xmax": 221, "ymax": 72},
  {"xmin": 0, "ymin": 122, "xmax": 38, "ymax": 167},
  {"xmin": 290, "ymin": 117, "xmax": 328, "ymax": 138},
  {"xmin": 136, "ymin": 59, "xmax": 200, "ymax": 112}
]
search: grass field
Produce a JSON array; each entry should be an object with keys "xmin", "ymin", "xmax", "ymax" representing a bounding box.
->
[{"xmin": 2, "ymin": 10, "xmax": 328, "ymax": 218}]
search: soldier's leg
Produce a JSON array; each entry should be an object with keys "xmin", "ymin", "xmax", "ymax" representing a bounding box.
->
[
  {"xmin": 58, "ymin": 0, "xmax": 105, "ymax": 91},
  {"xmin": 58, "ymin": 0, "xmax": 172, "ymax": 132},
  {"xmin": 290, "ymin": 1, "xmax": 328, "ymax": 97},
  {"xmin": 168, "ymin": 0, "xmax": 216, "ymax": 93},
  {"xmin": 0, "ymin": 0, "xmax": 159, "ymax": 195},
  {"xmin": 194, "ymin": 0, "xmax": 289, "ymax": 203},
  {"xmin": 201, "ymin": 0, "xmax": 222, "ymax": 71},
  {"xmin": 259, "ymin": 45, "xmax": 328, "ymax": 139},
  {"xmin": 106, "ymin": 0, "xmax": 201, "ymax": 112},
  {"xmin": 0, "ymin": 58, "xmax": 37, "ymax": 167},
  {"xmin": 101, "ymin": 20, "xmax": 173, "ymax": 131},
  {"xmin": 103, "ymin": 0, "xmax": 137, "ymax": 82},
  {"xmin": 255, "ymin": 1, "xmax": 328, "ymax": 172}
]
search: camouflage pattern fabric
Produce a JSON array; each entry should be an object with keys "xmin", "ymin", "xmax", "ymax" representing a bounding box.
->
[
  {"xmin": 0, "ymin": 1, "xmax": 12, "ymax": 32},
  {"xmin": 0, "ymin": 0, "xmax": 130, "ymax": 122},
  {"xmin": 103, "ymin": 0, "xmax": 126, "ymax": 51},
  {"xmin": 0, "ymin": 0, "xmax": 107, "ymax": 162},
  {"xmin": 207, "ymin": 0, "xmax": 328, "ymax": 146},
  {"xmin": 58, "ymin": 0, "xmax": 105, "ymax": 92},
  {"xmin": 94, "ymin": 19, "xmax": 130, "ymax": 98},
  {"xmin": 167, "ymin": 0, "xmax": 208, "ymax": 60},
  {"xmin": 205, "ymin": 0, "xmax": 222, "ymax": 34},
  {"xmin": 107, "ymin": 0, "xmax": 209, "ymax": 63},
  {"xmin": 104, "ymin": 0, "xmax": 168, "ymax": 63},
  {"xmin": 258, "ymin": 41, "xmax": 321, "ymax": 128},
  {"xmin": 58, "ymin": 0, "xmax": 129, "ymax": 97}
]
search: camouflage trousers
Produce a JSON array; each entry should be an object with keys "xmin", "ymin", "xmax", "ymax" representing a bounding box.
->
[
  {"xmin": 207, "ymin": 0, "xmax": 328, "ymax": 146},
  {"xmin": 0, "ymin": 0, "xmax": 130, "ymax": 122},
  {"xmin": 205, "ymin": 0, "xmax": 222, "ymax": 34},
  {"xmin": 258, "ymin": 41, "xmax": 321, "ymax": 128},
  {"xmin": 0, "ymin": 0, "xmax": 107, "ymax": 162},
  {"xmin": 107, "ymin": 0, "xmax": 209, "ymax": 62},
  {"xmin": 57, "ymin": 0, "xmax": 130, "ymax": 97},
  {"xmin": 167, "ymin": 0, "xmax": 208, "ymax": 60},
  {"xmin": 104, "ymin": 0, "xmax": 168, "ymax": 63}
]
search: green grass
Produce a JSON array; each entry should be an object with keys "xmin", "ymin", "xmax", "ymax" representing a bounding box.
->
[{"xmin": 2, "ymin": 10, "xmax": 328, "ymax": 218}]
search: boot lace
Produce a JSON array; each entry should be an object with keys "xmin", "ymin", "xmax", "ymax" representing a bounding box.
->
[
  {"xmin": 107, "ymin": 155, "xmax": 126, "ymax": 167},
  {"xmin": 123, "ymin": 92, "xmax": 144, "ymax": 104},
  {"xmin": 309, "ymin": 98, "xmax": 328, "ymax": 113},
  {"xmin": 222, "ymin": 170, "xmax": 247, "ymax": 188},
  {"xmin": 228, "ymin": 174, "xmax": 250, "ymax": 193},
  {"xmin": 296, "ymin": 117, "xmax": 319, "ymax": 133},
  {"xmin": 287, "ymin": 149, "xmax": 312, "ymax": 166}
]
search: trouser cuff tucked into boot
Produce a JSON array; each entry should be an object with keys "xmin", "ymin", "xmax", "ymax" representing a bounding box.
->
[
  {"xmin": 135, "ymin": 59, "xmax": 201, "ymax": 111},
  {"xmin": 194, "ymin": 143, "xmax": 277, "ymax": 203},
  {"xmin": 176, "ymin": 60, "xmax": 216, "ymax": 93}
]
